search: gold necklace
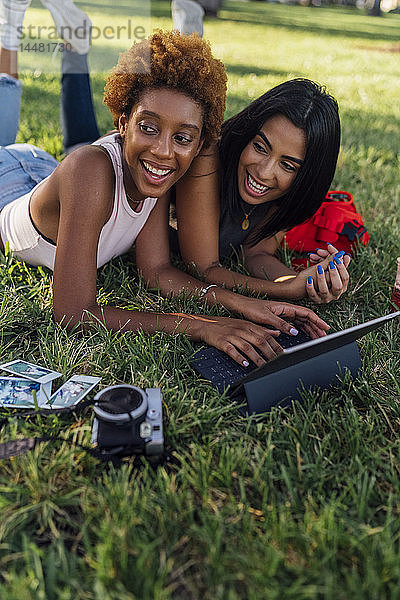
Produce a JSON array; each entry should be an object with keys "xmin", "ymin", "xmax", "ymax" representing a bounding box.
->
[
  {"xmin": 241, "ymin": 205, "xmax": 258, "ymax": 230},
  {"xmin": 120, "ymin": 142, "xmax": 143, "ymax": 210},
  {"xmin": 125, "ymin": 188, "xmax": 143, "ymax": 210},
  {"xmin": 122, "ymin": 168, "xmax": 143, "ymax": 210}
]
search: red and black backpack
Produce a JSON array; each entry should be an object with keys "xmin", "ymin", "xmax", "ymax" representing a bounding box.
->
[{"xmin": 282, "ymin": 190, "xmax": 369, "ymax": 267}]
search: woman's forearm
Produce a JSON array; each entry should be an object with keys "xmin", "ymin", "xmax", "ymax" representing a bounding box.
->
[
  {"xmin": 142, "ymin": 262, "xmax": 262, "ymax": 309},
  {"xmin": 54, "ymin": 302, "xmax": 209, "ymax": 339},
  {"xmin": 202, "ymin": 262, "xmax": 300, "ymax": 300},
  {"xmin": 244, "ymin": 252, "xmax": 295, "ymax": 281}
]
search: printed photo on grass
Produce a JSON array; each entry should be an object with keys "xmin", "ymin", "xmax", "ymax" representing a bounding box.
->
[
  {"xmin": 0, "ymin": 360, "xmax": 62, "ymax": 384},
  {"xmin": 0, "ymin": 377, "xmax": 41, "ymax": 408},
  {"xmin": 46, "ymin": 375, "xmax": 101, "ymax": 408}
]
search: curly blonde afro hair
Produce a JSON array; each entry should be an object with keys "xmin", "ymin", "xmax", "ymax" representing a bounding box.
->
[{"xmin": 104, "ymin": 30, "xmax": 227, "ymax": 148}]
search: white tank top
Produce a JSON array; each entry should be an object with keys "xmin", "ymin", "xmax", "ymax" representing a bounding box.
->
[
  {"xmin": 0, "ymin": 133, "xmax": 158, "ymax": 270},
  {"xmin": 91, "ymin": 133, "xmax": 158, "ymax": 268}
]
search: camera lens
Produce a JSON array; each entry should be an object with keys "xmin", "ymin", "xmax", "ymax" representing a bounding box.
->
[
  {"xmin": 93, "ymin": 385, "xmax": 148, "ymax": 423},
  {"xmin": 98, "ymin": 388, "xmax": 143, "ymax": 414}
]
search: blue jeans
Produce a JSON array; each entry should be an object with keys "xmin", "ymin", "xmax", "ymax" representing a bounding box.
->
[
  {"xmin": 0, "ymin": 50, "xmax": 99, "ymax": 208},
  {"xmin": 0, "ymin": 73, "xmax": 21, "ymax": 147},
  {"xmin": 0, "ymin": 143, "xmax": 58, "ymax": 209},
  {"xmin": 60, "ymin": 50, "xmax": 100, "ymax": 152},
  {"xmin": 0, "ymin": 73, "xmax": 57, "ymax": 208},
  {"xmin": 0, "ymin": 50, "xmax": 100, "ymax": 149}
]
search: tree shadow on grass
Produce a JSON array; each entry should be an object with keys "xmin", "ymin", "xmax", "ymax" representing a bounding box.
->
[
  {"xmin": 150, "ymin": 0, "xmax": 174, "ymax": 19},
  {"xmin": 225, "ymin": 63, "xmax": 301, "ymax": 79},
  {"xmin": 340, "ymin": 106, "xmax": 400, "ymax": 156},
  {"xmin": 216, "ymin": 3, "xmax": 400, "ymax": 43}
]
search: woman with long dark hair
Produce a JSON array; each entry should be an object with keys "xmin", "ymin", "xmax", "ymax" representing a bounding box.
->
[{"xmin": 174, "ymin": 78, "xmax": 350, "ymax": 304}]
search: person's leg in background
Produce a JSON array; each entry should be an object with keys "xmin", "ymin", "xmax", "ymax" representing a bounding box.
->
[
  {"xmin": 171, "ymin": 0, "xmax": 204, "ymax": 36},
  {"xmin": 0, "ymin": 0, "xmax": 31, "ymax": 77},
  {"xmin": 0, "ymin": 3, "xmax": 57, "ymax": 209},
  {"xmin": 0, "ymin": 51, "xmax": 58, "ymax": 209},
  {"xmin": 1, "ymin": 0, "xmax": 100, "ymax": 152},
  {"xmin": 0, "ymin": 0, "xmax": 99, "ymax": 212},
  {"xmin": 40, "ymin": 0, "xmax": 100, "ymax": 153},
  {"xmin": 0, "ymin": 65, "xmax": 21, "ymax": 146},
  {"xmin": 60, "ymin": 48, "xmax": 100, "ymax": 154},
  {"xmin": 0, "ymin": 0, "xmax": 30, "ymax": 144}
]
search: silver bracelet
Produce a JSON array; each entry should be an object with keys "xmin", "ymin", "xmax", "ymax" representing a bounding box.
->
[{"xmin": 199, "ymin": 284, "xmax": 218, "ymax": 299}]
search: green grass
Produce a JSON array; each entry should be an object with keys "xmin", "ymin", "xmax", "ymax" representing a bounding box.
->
[{"xmin": 1, "ymin": 1, "xmax": 400, "ymax": 597}]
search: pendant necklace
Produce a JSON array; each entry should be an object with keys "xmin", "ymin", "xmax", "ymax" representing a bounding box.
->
[
  {"xmin": 241, "ymin": 205, "xmax": 258, "ymax": 230},
  {"xmin": 122, "ymin": 159, "xmax": 143, "ymax": 211},
  {"xmin": 125, "ymin": 188, "xmax": 143, "ymax": 212}
]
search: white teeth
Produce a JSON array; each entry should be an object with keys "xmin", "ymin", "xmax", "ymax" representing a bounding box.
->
[
  {"xmin": 247, "ymin": 173, "xmax": 269, "ymax": 194},
  {"xmin": 142, "ymin": 160, "xmax": 172, "ymax": 176}
]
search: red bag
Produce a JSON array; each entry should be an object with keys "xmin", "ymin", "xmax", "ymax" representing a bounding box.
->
[{"xmin": 282, "ymin": 190, "xmax": 369, "ymax": 268}]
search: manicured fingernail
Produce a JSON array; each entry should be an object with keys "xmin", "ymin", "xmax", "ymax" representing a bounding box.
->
[
  {"xmin": 329, "ymin": 261, "xmax": 335, "ymax": 269},
  {"xmin": 289, "ymin": 328, "xmax": 298, "ymax": 336},
  {"xmin": 242, "ymin": 360, "xmax": 249, "ymax": 367},
  {"xmin": 315, "ymin": 248, "xmax": 321, "ymax": 252},
  {"xmin": 334, "ymin": 256, "xmax": 341, "ymax": 265},
  {"xmin": 307, "ymin": 276, "xmax": 312, "ymax": 284},
  {"xmin": 335, "ymin": 250, "xmax": 345, "ymax": 258},
  {"xmin": 317, "ymin": 265, "xmax": 323, "ymax": 275}
]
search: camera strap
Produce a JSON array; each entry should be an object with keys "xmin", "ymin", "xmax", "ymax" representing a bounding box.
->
[
  {"xmin": 0, "ymin": 400, "xmax": 164, "ymax": 463},
  {"xmin": 0, "ymin": 434, "xmax": 101, "ymax": 460},
  {"xmin": 0, "ymin": 399, "xmax": 108, "ymax": 461}
]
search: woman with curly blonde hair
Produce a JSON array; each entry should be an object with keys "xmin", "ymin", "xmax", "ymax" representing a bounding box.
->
[{"xmin": 0, "ymin": 31, "xmax": 328, "ymax": 367}]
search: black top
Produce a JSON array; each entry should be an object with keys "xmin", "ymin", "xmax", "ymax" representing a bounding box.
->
[
  {"xmin": 169, "ymin": 189, "xmax": 271, "ymax": 262},
  {"xmin": 218, "ymin": 200, "xmax": 268, "ymax": 259}
]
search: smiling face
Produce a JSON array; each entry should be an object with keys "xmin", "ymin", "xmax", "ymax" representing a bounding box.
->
[
  {"xmin": 119, "ymin": 87, "xmax": 205, "ymax": 203},
  {"xmin": 237, "ymin": 114, "xmax": 306, "ymax": 206}
]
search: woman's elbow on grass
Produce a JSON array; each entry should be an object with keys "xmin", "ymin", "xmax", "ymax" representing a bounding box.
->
[
  {"xmin": 202, "ymin": 261, "xmax": 223, "ymax": 280},
  {"xmin": 138, "ymin": 261, "xmax": 172, "ymax": 290},
  {"xmin": 53, "ymin": 301, "xmax": 100, "ymax": 330}
]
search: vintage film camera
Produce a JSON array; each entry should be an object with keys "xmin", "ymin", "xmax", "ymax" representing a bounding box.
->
[{"xmin": 91, "ymin": 385, "xmax": 164, "ymax": 458}]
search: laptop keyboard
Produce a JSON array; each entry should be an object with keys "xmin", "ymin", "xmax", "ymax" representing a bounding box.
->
[{"xmin": 191, "ymin": 329, "xmax": 312, "ymax": 393}]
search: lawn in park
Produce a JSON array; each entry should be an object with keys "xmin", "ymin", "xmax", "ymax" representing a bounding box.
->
[{"xmin": 1, "ymin": 1, "xmax": 400, "ymax": 598}]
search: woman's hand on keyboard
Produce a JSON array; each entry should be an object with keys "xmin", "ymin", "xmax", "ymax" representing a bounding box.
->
[
  {"xmin": 263, "ymin": 301, "xmax": 330, "ymax": 339},
  {"xmin": 232, "ymin": 296, "xmax": 330, "ymax": 339},
  {"xmin": 197, "ymin": 316, "xmax": 284, "ymax": 368}
]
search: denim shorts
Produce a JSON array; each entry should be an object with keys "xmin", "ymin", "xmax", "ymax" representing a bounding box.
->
[{"xmin": 0, "ymin": 144, "xmax": 58, "ymax": 210}]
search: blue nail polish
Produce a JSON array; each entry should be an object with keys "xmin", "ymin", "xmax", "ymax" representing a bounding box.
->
[
  {"xmin": 329, "ymin": 261, "xmax": 335, "ymax": 269},
  {"xmin": 308, "ymin": 276, "xmax": 312, "ymax": 284},
  {"xmin": 334, "ymin": 257, "xmax": 341, "ymax": 265},
  {"xmin": 317, "ymin": 265, "xmax": 323, "ymax": 275},
  {"xmin": 335, "ymin": 250, "xmax": 345, "ymax": 258},
  {"xmin": 315, "ymin": 248, "xmax": 321, "ymax": 252}
]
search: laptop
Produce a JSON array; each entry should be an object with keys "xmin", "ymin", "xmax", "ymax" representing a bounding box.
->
[{"xmin": 191, "ymin": 311, "xmax": 400, "ymax": 414}]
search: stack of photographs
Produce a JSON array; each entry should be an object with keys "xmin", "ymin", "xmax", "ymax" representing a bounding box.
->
[{"xmin": 0, "ymin": 360, "xmax": 100, "ymax": 409}]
